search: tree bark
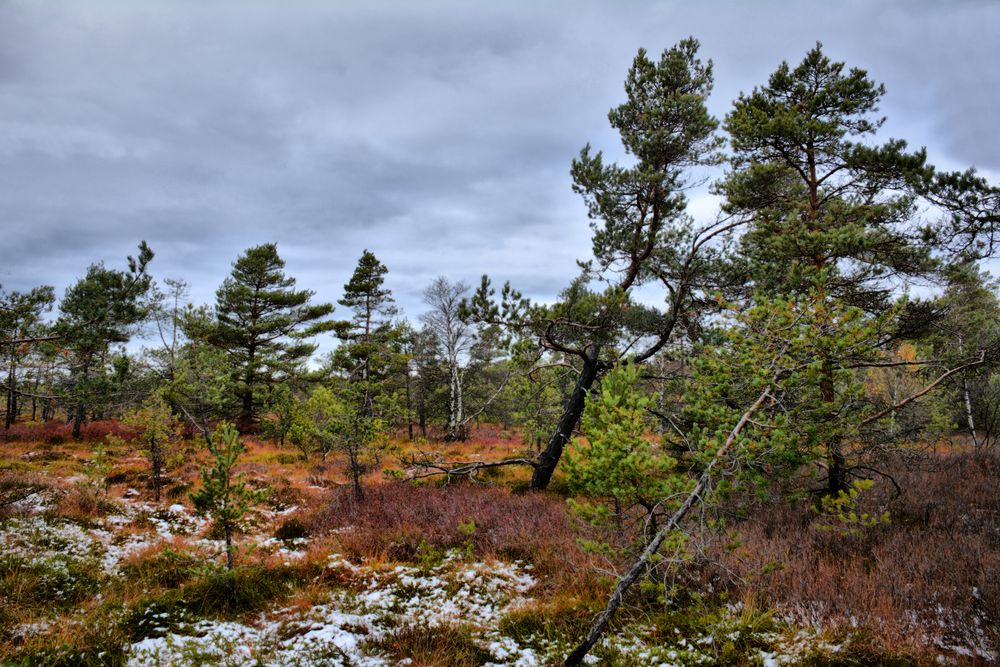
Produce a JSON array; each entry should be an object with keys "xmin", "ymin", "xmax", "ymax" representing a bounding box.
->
[
  {"xmin": 349, "ymin": 447, "xmax": 364, "ymax": 501},
  {"xmin": 224, "ymin": 522, "xmax": 235, "ymax": 570},
  {"xmin": 151, "ymin": 438, "xmax": 163, "ymax": 502},
  {"xmin": 531, "ymin": 349, "xmax": 600, "ymax": 491},
  {"xmin": 958, "ymin": 335, "xmax": 981, "ymax": 451},
  {"xmin": 5, "ymin": 357, "xmax": 16, "ymax": 429},
  {"xmin": 72, "ymin": 365, "xmax": 88, "ymax": 440}
]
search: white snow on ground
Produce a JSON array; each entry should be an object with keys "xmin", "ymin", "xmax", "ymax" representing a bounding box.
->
[
  {"xmin": 3, "ymin": 491, "xmax": 994, "ymax": 665},
  {"xmin": 125, "ymin": 552, "xmax": 540, "ymax": 666},
  {"xmin": 0, "ymin": 516, "xmax": 99, "ymax": 571},
  {"xmin": 5, "ymin": 490, "xmax": 53, "ymax": 514}
]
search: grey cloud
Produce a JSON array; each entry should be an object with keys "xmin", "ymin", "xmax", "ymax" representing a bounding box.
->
[{"xmin": 0, "ymin": 0, "xmax": 998, "ymax": 330}]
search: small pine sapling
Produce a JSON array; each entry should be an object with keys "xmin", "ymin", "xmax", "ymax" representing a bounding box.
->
[
  {"xmin": 564, "ymin": 362, "xmax": 683, "ymax": 548},
  {"xmin": 125, "ymin": 393, "xmax": 178, "ymax": 502},
  {"xmin": 190, "ymin": 421, "xmax": 266, "ymax": 569},
  {"xmin": 88, "ymin": 438, "xmax": 115, "ymax": 496}
]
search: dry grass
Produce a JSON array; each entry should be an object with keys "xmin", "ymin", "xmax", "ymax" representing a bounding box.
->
[
  {"xmin": 2, "ymin": 421, "xmax": 997, "ymax": 663},
  {"xmin": 695, "ymin": 448, "xmax": 1000, "ymax": 661}
]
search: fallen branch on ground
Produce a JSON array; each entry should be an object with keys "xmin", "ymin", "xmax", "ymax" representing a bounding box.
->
[{"xmin": 403, "ymin": 455, "xmax": 536, "ymax": 482}]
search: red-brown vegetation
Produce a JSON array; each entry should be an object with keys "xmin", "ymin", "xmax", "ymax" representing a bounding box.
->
[
  {"xmin": 306, "ymin": 482, "xmax": 601, "ymax": 593},
  {"xmin": 0, "ymin": 419, "xmax": 136, "ymax": 444},
  {"xmin": 697, "ymin": 449, "xmax": 1000, "ymax": 660}
]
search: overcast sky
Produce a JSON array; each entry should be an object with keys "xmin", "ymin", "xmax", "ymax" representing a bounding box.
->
[{"xmin": 2, "ymin": 0, "xmax": 999, "ymax": 345}]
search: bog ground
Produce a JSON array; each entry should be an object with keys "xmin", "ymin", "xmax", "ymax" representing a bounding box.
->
[{"xmin": 0, "ymin": 422, "xmax": 996, "ymax": 666}]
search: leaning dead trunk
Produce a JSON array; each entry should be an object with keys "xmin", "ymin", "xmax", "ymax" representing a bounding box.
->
[{"xmin": 564, "ymin": 387, "xmax": 772, "ymax": 666}]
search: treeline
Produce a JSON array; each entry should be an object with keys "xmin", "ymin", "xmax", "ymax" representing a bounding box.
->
[
  {"xmin": 3, "ymin": 39, "xmax": 1000, "ymax": 509},
  {"xmin": 0, "ymin": 243, "xmax": 543, "ymax": 461}
]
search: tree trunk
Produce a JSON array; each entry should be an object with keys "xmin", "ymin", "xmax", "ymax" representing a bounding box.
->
[
  {"xmin": 5, "ymin": 357, "xmax": 16, "ymax": 429},
  {"xmin": 531, "ymin": 349, "xmax": 600, "ymax": 491},
  {"xmin": 31, "ymin": 370, "xmax": 39, "ymax": 421},
  {"xmin": 240, "ymin": 346, "xmax": 256, "ymax": 426},
  {"xmin": 224, "ymin": 522, "xmax": 235, "ymax": 570},
  {"xmin": 73, "ymin": 363, "xmax": 89, "ymax": 439},
  {"xmin": 821, "ymin": 362, "xmax": 849, "ymax": 496},
  {"xmin": 828, "ymin": 444, "xmax": 848, "ymax": 496},
  {"xmin": 964, "ymin": 376, "xmax": 980, "ymax": 451},
  {"xmin": 350, "ymin": 448, "xmax": 364, "ymax": 501},
  {"xmin": 73, "ymin": 396, "xmax": 84, "ymax": 439},
  {"xmin": 151, "ymin": 439, "xmax": 162, "ymax": 502},
  {"xmin": 405, "ymin": 372, "xmax": 414, "ymax": 440},
  {"xmin": 958, "ymin": 335, "xmax": 981, "ymax": 451}
]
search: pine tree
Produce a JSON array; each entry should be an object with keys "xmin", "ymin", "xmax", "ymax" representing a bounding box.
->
[
  {"xmin": 0, "ymin": 285, "xmax": 55, "ymax": 429},
  {"xmin": 58, "ymin": 242, "xmax": 154, "ymax": 438},
  {"xmin": 190, "ymin": 421, "xmax": 265, "ymax": 570},
  {"xmin": 124, "ymin": 392, "xmax": 178, "ymax": 502},
  {"xmin": 466, "ymin": 39, "xmax": 728, "ymax": 490},
  {"xmin": 720, "ymin": 43, "xmax": 999, "ymax": 493},
  {"xmin": 329, "ymin": 250, "xmax": 403, "ymax": 500},
  {"xmin": 212, "ymin": 244, "xmax": 334, "ymax": 425},
  {"xmin": 721, "ymin": 42, "xmax": 933, "ymax": 311}
]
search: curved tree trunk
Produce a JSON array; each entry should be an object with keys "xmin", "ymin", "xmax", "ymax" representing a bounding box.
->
[{"xmin": 530, "ymin": 348, "xmax": 600, "ymax": 491}]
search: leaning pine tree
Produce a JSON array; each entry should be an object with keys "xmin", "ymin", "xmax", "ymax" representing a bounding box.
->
[{"xmin": 464, "ymin": 39, "xmax": 733, "ymax": 490}]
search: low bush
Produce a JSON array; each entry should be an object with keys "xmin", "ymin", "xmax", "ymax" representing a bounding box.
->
[
  {"xmin": 696, "ymin": 449, "xmax": 1000, "ymax": 660},
  {"xmin": 307, "ymin": 482, "xmax": 600, "ymax": 592}
]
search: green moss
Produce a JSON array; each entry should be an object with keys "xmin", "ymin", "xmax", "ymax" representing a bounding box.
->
[
  {"xmin": 163, "ymin": 564, "xmax": 294, "ymax": 619},
  {"xmin": 499, "ymin": 598, "xmax": 600, "ymax": 650}
]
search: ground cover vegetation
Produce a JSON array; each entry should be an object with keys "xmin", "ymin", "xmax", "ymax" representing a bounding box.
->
[{"xmin": 1, "ymin": 40, "xmax": 999, "ymax": 665}]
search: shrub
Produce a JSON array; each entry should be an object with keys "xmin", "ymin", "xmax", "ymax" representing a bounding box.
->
[
  {"xmin": 695, "ymin": 449, "xmax": 1000, "ymax": 659},
  {"xmin": 306, "ymin": 482, "xmax": 600, "ymax": 592},
  {"xmin": 274, "ymin": 517, "xmax": 308, "ymax": 542}
]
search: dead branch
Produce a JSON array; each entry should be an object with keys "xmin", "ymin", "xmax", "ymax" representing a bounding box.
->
[
  {"xmin": 564, "ymin": 385, "xmax": 773, "ymax": 666},
  {"xmin": 403, "ymin": 454, "xmax": 535, "ymax": 482},
  {"xmin": 859, "ymin": 353, "xmax": 986, "ymax": 428}
]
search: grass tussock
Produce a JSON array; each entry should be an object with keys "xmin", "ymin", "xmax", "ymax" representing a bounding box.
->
[{"xmin": 368, "ymin": 622, "xmax": 494, "ymax": 666}]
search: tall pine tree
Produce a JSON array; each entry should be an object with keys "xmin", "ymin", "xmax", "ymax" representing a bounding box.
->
[
  {"xmin": 212, "ymin": 244, "xmax": 334, "ymax": 425},
  {"xmin": 720, "ymin": 43, "xmax": 999, "ymax": 492}
]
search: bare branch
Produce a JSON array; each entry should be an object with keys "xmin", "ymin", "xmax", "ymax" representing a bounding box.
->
[{"xmin": 859, "ymin": 353, "xmax": 986, "ymax": 428}]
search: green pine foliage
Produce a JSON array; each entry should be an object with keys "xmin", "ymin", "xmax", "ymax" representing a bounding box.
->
[
  {"xmin": 189, "ymin": 422, "xmax": 266, "ymax": 570},
  {"xmin": 212, "ymin": 243, "xmax": 334, "ymax": 424},
  {"xmin": 565, "ymin": 363, "xmax": 682, "ymax": 540},
  {"xmin": 57, "ymin": 242, "xmax": 154, "ymax": 438},
  {"xmin": 329, "ymin": 250, "xmax": 405, "ymax": 500},
  {"xmin": 124, "ymin": 392, "xmax": 179, "ymax": 503}
]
